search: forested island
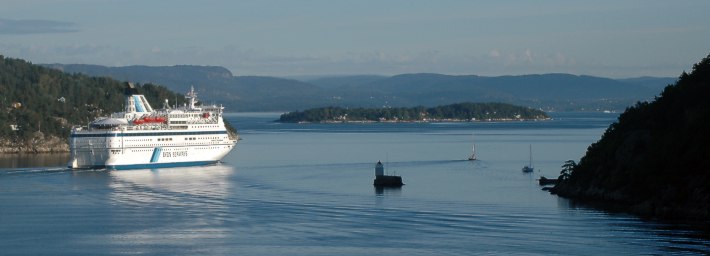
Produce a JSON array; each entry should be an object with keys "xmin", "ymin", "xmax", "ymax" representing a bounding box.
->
[
  {"xmin": 0, "ymin": 55, "xmax": 236, "ymax": 153},
  {"xmin": 278, "ymin": 103, "xmax": 549, "ymax": 123},
  {"xmin": 551, "ymin": 54, "xmax": 710, "ymax": 221}
]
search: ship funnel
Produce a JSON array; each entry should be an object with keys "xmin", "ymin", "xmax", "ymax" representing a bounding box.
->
[
  {"xmin": 124, "ymin": 82, "xmax": 139, "ymax": 96},
  {"xmin": 123, "ymin": 82, "xmax": 154, "ymax": 113}
]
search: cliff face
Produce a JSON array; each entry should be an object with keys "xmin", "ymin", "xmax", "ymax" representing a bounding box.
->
[{"xmin": 551, "ymin": 54, "xmax": 710, "ymax": 220}]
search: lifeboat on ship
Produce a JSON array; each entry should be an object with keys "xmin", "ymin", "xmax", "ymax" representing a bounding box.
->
[
  {"xmin": 90, "ymin": 118, "xmax": 128, "ymax": 129},
  {"xmin": 202, "ymin": 112, "xmax": 210, "ymax": 118}
]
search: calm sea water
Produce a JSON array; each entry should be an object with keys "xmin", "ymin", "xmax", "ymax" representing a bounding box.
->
[{"xmin": 1, "ymin": 112, "xmax": 708, "ymax": 255}]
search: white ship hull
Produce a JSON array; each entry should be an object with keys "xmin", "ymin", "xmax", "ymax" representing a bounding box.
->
[
  {"xmin": 68, "ymin": 85, "xmax": 238, "ymax": 170},
  {"xmin": 69, "ymin": 130, "xmax": 236, "ymax": 170}
]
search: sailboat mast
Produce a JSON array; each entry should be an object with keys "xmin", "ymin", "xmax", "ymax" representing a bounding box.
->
[{"xmin": 529, "ymin": 144, "xmax": 532, "ymax": 167}]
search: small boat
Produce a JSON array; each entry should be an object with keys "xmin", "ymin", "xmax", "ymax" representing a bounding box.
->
[
  {"xmin": 538, "ymin": 176, "xmax": 558, "ymax": 185},
  {"xmin": 468, "ymin": 144, "xmax": 477, "ymax": 161},
  {"xmin": 522, "ymin": 144, "xmax": 534, "ymax": 173}
]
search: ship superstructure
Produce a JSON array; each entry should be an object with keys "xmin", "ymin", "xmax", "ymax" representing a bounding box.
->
[{"xmin": 68, "ymin": 83, "xmax": 237, "ymax": 170}]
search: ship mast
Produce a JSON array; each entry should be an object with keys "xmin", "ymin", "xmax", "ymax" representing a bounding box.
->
[{"xmin": 186, "ymin": 86, "xmax": 199, "ymax": 110}]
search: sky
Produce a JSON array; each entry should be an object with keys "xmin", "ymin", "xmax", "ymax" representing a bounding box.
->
[{"xmin": 1, "ymin": 0, "xmax": 709, "ymax": 78}]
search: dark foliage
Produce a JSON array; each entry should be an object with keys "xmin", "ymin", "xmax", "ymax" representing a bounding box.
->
[
  {"xmin": 552, "ymin": 54, "xmax": 710, "ymax": 220},
  {"xmin": 278, "ymin": 102, "xmax": 548, "ymax": 123},
  {"xmin": 0, "ymin": 55, "xmax": 187, "ymax": 141}
]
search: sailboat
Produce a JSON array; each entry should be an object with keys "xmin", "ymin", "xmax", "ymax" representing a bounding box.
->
[
  {"xmin": 468, "ymin": 144, "xmax": 477, "ymax": 161},
  {"xmin": 467, "ymin": 134, "xmax": 478, "ymax": 161},
  {"xmin": 522, "ymin": 144, "xmax": 534, "ymax": 173}
]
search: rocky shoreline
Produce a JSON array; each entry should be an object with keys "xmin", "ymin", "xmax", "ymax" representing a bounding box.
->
[{"xmin": 0, "ymin": 132, "xmax": 69, "ymax": 153}]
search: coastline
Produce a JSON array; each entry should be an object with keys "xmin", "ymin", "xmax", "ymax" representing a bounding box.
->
[
  {"xmin": 551, "ymin": 187, "xmax": 710, "ymax": 223},
  {"xmin": 0, "ymin": 134, "xmax": 69, "ymax": 153},
  {"xmin": 286, "ymin": 117, "xmax": 552, "ymax": 124}
]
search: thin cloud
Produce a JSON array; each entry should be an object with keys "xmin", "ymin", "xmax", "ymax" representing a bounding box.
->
[{"xmin": 0, "ymin": 18, "xmax": 79, "ymax": 34}]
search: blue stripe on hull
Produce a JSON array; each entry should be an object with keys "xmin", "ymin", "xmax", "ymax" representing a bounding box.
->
[
  {"xmin": 70, "ymin": 161, "xmax": 218, "ymax": 170},
  {"xmin": 107, "ymin": 161, "xmax": 218, "ymax": 170}
]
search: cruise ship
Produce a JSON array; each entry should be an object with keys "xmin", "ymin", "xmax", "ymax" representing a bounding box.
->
[{"xmin": 68, "ymin": 83, "xmax": 238, "ymax": 170}]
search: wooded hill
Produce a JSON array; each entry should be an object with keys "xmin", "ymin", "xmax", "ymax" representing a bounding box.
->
[
  {"xmin": 551, "ymin": 54, "xmax": 710, "ymax": 220},
  {"xmin": 0, "ymin": 55, "xmax": 186, "ymax": 152},
  {"xmin": 278, "ymin": 102, "xmax": 548, "ymax": 123}
]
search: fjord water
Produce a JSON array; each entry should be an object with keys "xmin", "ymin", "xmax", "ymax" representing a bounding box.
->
[{"xmin": 1, "ymin": 113, "xmax": 708, "ymax": 255}]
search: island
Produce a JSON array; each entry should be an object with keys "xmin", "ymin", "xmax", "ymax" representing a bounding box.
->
[
  {"xmin": 278, "ymin": 103, "xmax": 549, "ymax": 123},
  {"xmin": 550, "ymin": 53, "xmax": 710, "ymax": 221}
]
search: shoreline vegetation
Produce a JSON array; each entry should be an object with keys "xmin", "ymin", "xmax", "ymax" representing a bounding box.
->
[
  {"xmin": 550, "ymin": 54, "xmax": 710, "ymax": 221},
  {"xmin": 278, "ymin": 103, "xmax": 550, "ymax": 123},
  {"xmin": 0, "ymin": 55, "xmax": 237, "ymax": 154}
]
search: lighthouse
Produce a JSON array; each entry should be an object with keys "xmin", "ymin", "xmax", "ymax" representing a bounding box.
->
[
  {"xmin": 373, "ymin": 160, "xmax": 403, "ymax": 187},
  {"xmin": 375, "ymin": 161, "xmax": 384, "ymax": 176}
]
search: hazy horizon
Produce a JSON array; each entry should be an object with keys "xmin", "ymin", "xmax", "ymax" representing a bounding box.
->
[
  {"xmin": 40, "ymin": 63, "xmax": 679, "ymax": 81},
  {"xmin": 2, "ymin": 0, "xmax": 709, "ymax": 78}
]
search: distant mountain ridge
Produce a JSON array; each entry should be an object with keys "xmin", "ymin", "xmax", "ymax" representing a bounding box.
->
[
  {"xmin": 42, "ymin": 64, "xmax": 674, "ymax": 112},
  {"xmin": 44, "ymin": 64, "xmax": 327, "ymax": 111},
  {"xmin": 43, "ymin": 64, "xmax": 233, "ymax": 94}
]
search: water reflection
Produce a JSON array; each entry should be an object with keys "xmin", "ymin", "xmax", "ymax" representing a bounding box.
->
[
  {"xmin": 70, "ymin": 168, "xmax": 112, "ymax": 183},
  {"xmin": 102, "ymin": 165, "xmax": 236, "ymax": 249},
  {"xmin": 0, "ymin": 153, "xmax": 69, "ymax": 169},
  {"xmin": 555, "ymin": 196, "xmax": 710, "ymax": 253},
  {"xmin": 374, "ymin": 186, "xmax": 402, "ymax": 196},
  {"xmin": 108, "ymin": 165, "xmax": 234, "ymax": 207}
]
